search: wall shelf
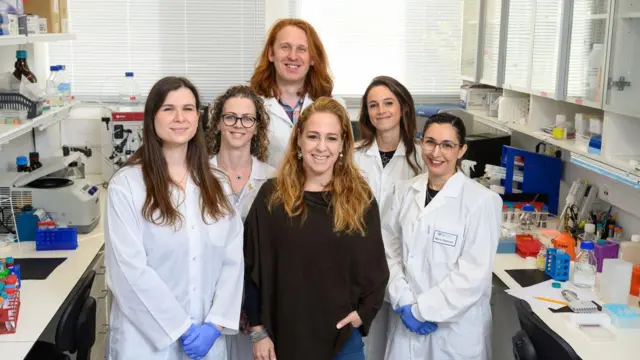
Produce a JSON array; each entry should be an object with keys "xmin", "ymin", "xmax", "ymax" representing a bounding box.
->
[
  {"xmin": 0, "ymin": 123, "xmax": 33, "ymax": 148},
  {"xmin": 0, "ymin": 104, "xmax": 75, "ymax": 148},
  {"xmin": 0, "ymin": 33, "xmax": 76, "ymax": 46},
  {"xmin": 0, "ymin": 35, "xmax": 27, "ymax": 46}
]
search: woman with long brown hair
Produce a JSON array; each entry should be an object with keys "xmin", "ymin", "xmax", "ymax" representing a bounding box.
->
[
  {"xmin": 205, "ymin": 85, "xmax": 276, "ymax": 360},
  {"xmin": 250, "ymin": 18, "xmax": 334, "ymax": 169},
  {"xmin": 353, "ymin": 76, "xmax": 423, "ymax": 360},
  {"xmin": 243, "ymin": 97, "xmax": 389, "ymax": 360},
  {"xmin": 105, "ymin": 76, "xmax": 244, "ymax": 360}
]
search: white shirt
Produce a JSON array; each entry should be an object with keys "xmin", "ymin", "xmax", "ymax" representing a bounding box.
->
[
  {"xmin": 354, "ymin": 139, "xmax": 424, "ymax": 219},
  {"xmin": 105, "ymin": 166, "xmax": 244, "ymax": 360},
  {"xmin": 210, "ymin": 155, "xmax": 276, "ymax": 221},
  {"xmin": 383, "ymin": 172, "xmax": 502, "ymax": 360}
]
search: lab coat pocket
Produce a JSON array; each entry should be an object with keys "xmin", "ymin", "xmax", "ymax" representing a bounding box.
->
[{"xmin": 430, "ymin": 227, "xmax": 463, "ymax": 265}]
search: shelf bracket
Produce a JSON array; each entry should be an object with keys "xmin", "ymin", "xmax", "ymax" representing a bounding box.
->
[{"xmin": 609, "ymin": 76, "xmax": 631, "ymax": 91}]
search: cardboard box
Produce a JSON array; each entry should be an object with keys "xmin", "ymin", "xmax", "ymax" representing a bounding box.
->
[
  {"xmin": 24, "ymin": 13, "xmax": 39, "ymax": 34},
  {"xmin": 23, "ymin": 0, "xmax": 59, "ymax": 33},
  {"xmin": 38, "ymin": 16, "xmax": 46, "ymax": 33},
  {"xmin": 58, "ymin": 0, "xmax": 66, "ymax": 32}
]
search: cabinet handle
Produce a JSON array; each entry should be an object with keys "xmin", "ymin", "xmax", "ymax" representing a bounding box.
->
[{"xmin": 98, "ymin": 289, "xmax": 109, "ymax": 299}]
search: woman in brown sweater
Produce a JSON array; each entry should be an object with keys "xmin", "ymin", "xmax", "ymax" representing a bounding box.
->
[{"xmin": 243, "ymin": 97, "xmax": 390, "ymax": 360}]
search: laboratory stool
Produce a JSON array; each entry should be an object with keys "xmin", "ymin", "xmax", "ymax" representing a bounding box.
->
[
  {"xmin": 25, "ymin": 270, "xmax": 97, "ymax": 360},
  {"xmin": 511, "ymin": 299, "xmax": 581, "ymax": 360}
]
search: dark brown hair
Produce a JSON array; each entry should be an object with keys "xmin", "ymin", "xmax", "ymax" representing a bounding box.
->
[
  {"xmin": 250, "ymin": 18, "xmax": 333, "ymax": 100},
  {"xmin": 357, "ymin": 76, "xmax": 422, "ymax": 175},
  {"xmin": 205, "ymin": 85, "xmax": 270, "ymax": 162},
  {"xmin": 125, "ymin": 76, "xmax": 232, "ymax": 228}
]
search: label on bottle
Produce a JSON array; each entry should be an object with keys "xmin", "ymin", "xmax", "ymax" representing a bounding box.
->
[{"xmin": 573, "ymin": 273, "xmax": 595, "ymax": 288}]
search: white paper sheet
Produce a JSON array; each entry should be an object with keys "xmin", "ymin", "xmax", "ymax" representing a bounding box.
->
[{"xmin": 505, "ymin": 279, "xmax": 600, "ymax": 310}]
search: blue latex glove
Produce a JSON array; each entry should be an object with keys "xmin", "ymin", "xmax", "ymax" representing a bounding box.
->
[
  {"xmin": 181, "ymin": 322, "xmax": 221, "ymax": 360},
  {"xmin": 416, "ymin": 320, "xmax": 438, "ymax": 335},
  {"xmin": 394, "ymin": 305, "xmax": 423, "ymax": 333}
]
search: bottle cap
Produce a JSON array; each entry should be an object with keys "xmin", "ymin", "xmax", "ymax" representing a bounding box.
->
[
  {"xmin": 5, "ymin": 257, "xmax": 13, "ymax": 264},
  {"xmin": 580, "ymin": 240, "xmax": 595, "ymax": 250},
  {"xmin": 16, "ymin": 156, "xmax": 28, "ymax": 166},
  {"xmin": 5, "ymin": 287, "xmax": 16, "ymax": 295},
  {"xmin": 542, "ymin": 205, "xmax": 549, "ymax": 211},
  {"xmin": 16, "ymin": 50, "xmax": 27, "ymax": 59},
  {"xmin": 552, "ymin": 282, "xmax": 562, "ymax": 288},
  {"xmin": 5, "ymin": 275, "xmax": 17, "ymax": 285},
  {"xmin": 585, "ymin": 223, "xmax": 596, "ymax": 234},
  {"xmin": 631, "ymin": 234, "xmax": 640, "ymax": 243},
  {"xmin": 125, "ymin": 72, "xmax": 134, "ymax": 77},
  {"xmin": 522, "ymin": 204, "xmax": 535, "ymax": 212}
]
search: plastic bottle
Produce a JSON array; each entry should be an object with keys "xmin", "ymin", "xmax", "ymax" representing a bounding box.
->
[
  {"xmin": 44, "ymin": 65, "xmax": 60, "ymax": 111},
  {"xmin": 573, "ymin": 240, "xmax": 597, "ymax": 289},
  {"xmin": 57, "ymin": 65, "xmax": 71, "ymax": 105},
  {"xmin": 118, "ymin": 72, "xmax": 141, "ymax": 112},
  {"xmin": 539, "ymin": 205, "xmax": 549, "ymax": 228},
  {"xmin": 586, "ymin": 44, "xmax": 604, "ymax": 102},
  {"xmin": 519, "ymin": 204, "xmax": 536, "ymax": 233},
  {"xmin": 12, "ymin": 50, "xmax": 37, "ymax": 83},
  {"xmin": 537, "ymin": 244, "xmax": 547, "ymax": 271},
  {"xmin": 16, "ymin": 156, "xmax": 29, "ymax": 172},
  {"xmin": 619, "ymin": 234, "xmax": 640, "ymax": 266},
  {"xmin": 29, "ymin": 152, "xmax": 42, "ymax": 170}
]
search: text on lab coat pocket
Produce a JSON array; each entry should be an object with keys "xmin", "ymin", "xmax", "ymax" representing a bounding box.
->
[{"xmin": 430, "ymin": 226, "xmax": 463, "ymax": 265}]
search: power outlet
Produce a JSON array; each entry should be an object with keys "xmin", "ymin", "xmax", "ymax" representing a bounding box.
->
[{"xmin": 602, "ymin": 184, "xmax": 611, "ymax": 202}]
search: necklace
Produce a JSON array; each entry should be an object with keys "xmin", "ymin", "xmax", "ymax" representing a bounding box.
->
[{"xmin": 219, "ymin": 161, "xmax": 252, "ymax": 182}]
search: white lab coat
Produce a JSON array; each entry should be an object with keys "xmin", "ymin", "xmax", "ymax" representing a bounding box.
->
[
  {"xmin": 210, "ymin": 155, "xmax": 275, "ymax": 360},
  {"xmin": 105, "ymin": 166, "xmax": 245, "ymax": 360},
  {"xmin": 210, "ymin": 155, "xmax": 276, "ymax": 221},
  {"xmin": 263, "ymin": 95, "xmax": 313, "ymax": 169},
  {"xmin": 353, "ymin": 139, "xmax": 423, "ymax": 360},
  {"xmin": 383, "ymin": 172, "xmax": 502, "ymax": 360}
]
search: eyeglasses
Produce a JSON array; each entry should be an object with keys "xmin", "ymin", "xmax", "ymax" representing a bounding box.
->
[
  {"xmin": 421, "ymin": 138, "xmax": 460, "ymax": 155},
  {"xmin": 221, "ymin": 113, "xmax": 256, "ymax": 128}
]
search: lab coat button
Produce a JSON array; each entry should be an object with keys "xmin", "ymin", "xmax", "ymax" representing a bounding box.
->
[
  {"xmin": 192, "ymin": 256, "xmax": 196, "ymax": 260},
  {"xmin": 191, "ymin": 226, "xmax": 195, "ymax": 230}
]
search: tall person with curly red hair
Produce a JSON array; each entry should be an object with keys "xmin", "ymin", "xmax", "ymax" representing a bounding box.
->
[
  {"xmin": 250, "ymin": 19, "xmax": 335, "ymax": 170},
  {"xmin": 243, "ymin": 98, "xmax": 389, "ymax": 360}
]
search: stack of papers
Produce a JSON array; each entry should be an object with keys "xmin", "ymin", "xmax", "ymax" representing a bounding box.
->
[{"xmin": 506, "ymin": 279, "xmax": 600, "ymax": 310}]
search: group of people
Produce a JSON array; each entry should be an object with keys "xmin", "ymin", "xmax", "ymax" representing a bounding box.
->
[{"xmin": 104, "ymin": 18, "xmax": 502, "ymax": 360}]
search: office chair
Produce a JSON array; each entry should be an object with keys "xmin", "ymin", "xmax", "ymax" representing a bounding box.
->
[
  {"xmin": 26, "ymin": 270, "xmax": 97, "ymax": 360},
  {"xmin": 512, "ymin": 299, "xmax": 581, "ymax": 360}
]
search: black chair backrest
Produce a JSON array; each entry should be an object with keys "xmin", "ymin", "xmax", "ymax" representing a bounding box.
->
[
  {"xmin": 512, "ymin": 329, "xmax": 537, "ymax": 360},
  {"xmin": 75, "ymin": 296, "xmax": 97, "ymax": 360},
  {"xmin": 513, "ymin": 299, "xmax": 581, "ymax": 360},
  {"xmin": 55, "ymin": 270, "xmax": 96, "ymax": 353}
]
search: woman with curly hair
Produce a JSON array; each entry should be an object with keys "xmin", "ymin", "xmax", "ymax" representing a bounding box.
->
[
  {"xmin": 243, "ymin": 97, "xmax": 389, "ymax": 360},
  {"xmin": 205, "ymin": 85, "xmax": 276, "ymax": 221}
]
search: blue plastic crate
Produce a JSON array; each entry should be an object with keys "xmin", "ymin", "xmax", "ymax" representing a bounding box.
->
[
  {"xmin": 497, "ymin": 238, "xmax": 516, "ymax": 253},
  {"xmin": 545, "ymin": 247, "xmax": 570, "ymax": 281},
  {"xmin": 35, "ymin": 228, "xmax": 78, "ymax": 251}
]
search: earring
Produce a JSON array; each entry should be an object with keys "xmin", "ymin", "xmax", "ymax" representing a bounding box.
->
[
  {"xmin": 339, "ymin": 152, "xmax": 344, "ymax": 165},
  {"xmin": 339, "ymin": 152, "xmax": 344, "ymax": 158},
  {"xmin": 297, "ymin": 150, "xmax": 302, "ymax": 159}
]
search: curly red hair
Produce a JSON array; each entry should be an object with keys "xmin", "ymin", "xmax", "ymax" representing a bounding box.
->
[{"xmin": 250, "ymin": 19, "xmax": 333, "ymax": 100}]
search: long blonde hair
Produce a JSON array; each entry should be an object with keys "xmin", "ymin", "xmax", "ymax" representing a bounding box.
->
[{"xmin": 269, "ymin": 97, "xmax": 373, "ymax": 235}]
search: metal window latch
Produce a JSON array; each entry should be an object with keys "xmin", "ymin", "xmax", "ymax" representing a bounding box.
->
[{"xmin": 609, "ymin": 76, "xmax": 631, "ymax": 91}]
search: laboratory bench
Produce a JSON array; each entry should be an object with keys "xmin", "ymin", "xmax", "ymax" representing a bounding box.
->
[
  {"xmin": 493, "ymin": 253, "xmax": 640, "ymax": 360},
  {"xmin": 0, "ymin": 179, "xmax": 107, "ymax": 360}
]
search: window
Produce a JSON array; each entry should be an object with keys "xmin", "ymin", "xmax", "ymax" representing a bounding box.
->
[
  {"xmin": 290, "ymin": 0, "xmax": 462, "ymax": 103},
  {"xmin": 49, "ymin": 0, "xmax": 264, "ymax": 103}
]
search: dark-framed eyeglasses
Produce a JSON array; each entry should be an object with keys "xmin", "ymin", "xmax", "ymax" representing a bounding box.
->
[
  {"xmin": 221, "ymin": 113, "xmax": 256, "ymax": 128},
  {"xmin": 421, "ymin": 138, "xmax": 460, "ymax": 154}
]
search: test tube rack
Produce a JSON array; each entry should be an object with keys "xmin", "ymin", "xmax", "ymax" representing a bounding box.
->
[{"xmin": 545, "ymin": 248, "xmax": 571, "ymax": 282}]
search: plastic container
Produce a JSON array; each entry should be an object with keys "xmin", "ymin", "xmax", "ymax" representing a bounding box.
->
[
  {"xmin": 619, "ymin": 234, "xmax": 640, "ymax": 265},
  {"xmin": 538, "ymin": 205, "xmax": 549, "ymax": 228},
  {"xmin": 631, "ymin": 265, "xmax": 640, "ymax": 297},
  {"xmin": 603, "ymin": 304, "xmax": 640, "ymax": 329},
  {"xmin": 536, "ymin": 244, "xmax": 547, "ymax": 271},
  {"xmin": 545, "ymin": 247, "xmax": 571, "ymax": 281},
  {"xmin": 519, "ymin": 204, "xmax": 537, "ymax": 232},
  {"xmin": 497, "ymin": 238, "xmax": 516, "ymax": 254},
  {"xmin": 0, "ymin": 109, "xmax": 28, "ymax": 125},
  {"xmin": 0, "ymin": 289, "xmax": 20, "ymax": 334},
  {"xmin": 118, "ymin": 72, "xmax": 141, "ymax": 111},
  {"xmin": 594, "ymin": 240, "xmax": 620, "ymax": 272},
  {"xmin": 600, "ymin": 259, "xmax": 633, "ymax": 304},
  {"xmin": 35, "ymin": 227, "xmax": 78, "ymax": 251},
  {"xmin": 57, "ymin": 65, "xmax": 71, "ymax": 105},
  {"xmin": 516, "ymin": 235, "xmax": 541, "ymax": 258},
  {"xmin": 573, "ymin": 240, "xmax": 597, "ymax": 289},
  {"xmin": 44, "ymin": 65, "xmax": 61, "ymax": 111}
]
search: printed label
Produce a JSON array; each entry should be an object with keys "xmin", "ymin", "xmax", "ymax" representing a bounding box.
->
[{"xmin": 433, "ymin": 230, "xmax": 458, "ymax": 247}]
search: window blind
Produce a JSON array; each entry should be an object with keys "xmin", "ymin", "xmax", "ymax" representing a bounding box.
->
[
  {"xmin": 504, "ymin": 0, "xmax": 534, "ymax": 89},
  {"xmin": 529, "ymin": 0, "xmax": 564, "ymax": 95},
  {"xmin": 290, "ymin": 0, "xmax": 462, "ymax": 103},
  {"xmin": 49, "ymin": 0, "xmax": 265, "ymax": 103}
]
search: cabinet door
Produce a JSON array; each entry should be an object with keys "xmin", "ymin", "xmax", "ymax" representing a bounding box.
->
[
  {"xmin": 529, "ymin": 0, "xmax": 566, "ymax": 98},
  {"xmin": 480, "ymin": 0, "xmax": 507, "ymax": 86},
  {"xmin": 604, "ymin": 0, "xmax": 640, "ymax": 118},
  {"xmin": 504, "ymin": 0, "xmax": 535, "ymax": 91},
  {"xmin": 566, "ymin": 0, "xmax": 610, "ymax": 108},
  {"xmin": 461, "ymin": 0, "xmax": 483, "ymax": 81}
]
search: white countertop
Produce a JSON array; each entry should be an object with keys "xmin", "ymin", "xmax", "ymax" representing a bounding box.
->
[
  {"xmin": 0, "ymin": 178, "xmax": 105, "ymax": 359},
  {"xmin": 494, "ymin": 254, "xmax": 640, "ymax": 360}
]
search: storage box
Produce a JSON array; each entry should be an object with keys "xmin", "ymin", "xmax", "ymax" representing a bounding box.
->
[
  {"xmin": 58, "ymin": 0, "xmax": 66, "ymax": 32},
  {"xmin": 460, "ymin": 86, "xmax": 497, "ymax": 110},
  {"xmin": 0, "ymin": 13, "xmax": 19, "ymax": 34},
  {"xmin": 0, "ymin": 0, "xmax": 24, "ymax": 15},
  {"xmin": 37, "ymin": 16, "xmax": 46, "ymax": 32},
  {"xmin": 23, "ymin": 0, "xmax": 59, "ymax": 33},
  {"xmin": 23, "ymin": 13, "xmax": 38, "ymax": 34}
]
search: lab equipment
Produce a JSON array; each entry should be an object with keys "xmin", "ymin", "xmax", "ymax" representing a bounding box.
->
[
  {"xmin": 35, "ymin": 225, "xmax": 78, "ymax": 251},
  {"xmin": 57, "ymin": 65, "xmax": 71, "ymax": 105},
  {"xmin": 43, "ymin": 65, "xmax": 60, "ymax": 111},
  {"xmin": 118, "ymin": 72, "xmax": 142, "ymax": 112},
  {"xmin": 536, "ymin": 244, "xmax": 547, "ymax": 271},
  {"xmin": 538, "ymin": 205, "xmax": 549, "ymax": 228},
  {"xmin": 552, "ymin": 232, "xmax": 577, "ymax": 260},
  {"xmin": 594, "ymin": 240, "xmax": 619, "ymax": 272},
  {"xmin": 573, "ymin": 241, "xmax": 597, "ymax": 289},
  {"xmin": 630, "ymin": 265, "xmax": 640, "ymax": 297},
  {"xmin": 0, "ymin": 153, "xmax": 100, "ymax": 234},
  {"xmin": 619, "ymin": 234, "xmax": 640, "ymax": 265},
  {"xmin": 588, "ymin": 136, "xmax": 602, "ymax": 155},
  {"xmin": 557, "ymin": 180, "xmax": 598, "ymax": 232},
  {"xmin": 497, "ymin": 237, "xmax": 516, "ymax": 254},
  {"xmin": 545, "ymin": 248, "xmax": 570, "ymax": 281},
  {"xmin": 552, "ymin": 282, "xmax": 562, "ymax": 289},
  {"xmin": 602, "ymin": 304, "xmax": 640, "ymax": 329},
  {"xmin": 15, "ymin": 156, "xmax": 28, "ymax": 172},
  {"xmin": 12, "ymin": 50, "xmax": 37, "ymax": 83},
  {"xmin": 600, "ymin": 259, "xmax": 633, "ymax": 304},
  {"xmin": 519, "ymin": 204, "xmax": 537, "ymax": 232},
  {"xmin": 516, "ymin": 236, "xmax": 541, "ymax": 259},
  {"xmin": 15, "ymin": 207, "xmax": 50, "ymax": 241},
  {"xmin": 562, "ymin": 290, "xmax": 599, "ymax": 314},
  {"xmin": 576, "ymin": 324, "xmax": 615, "ymax": 341}
]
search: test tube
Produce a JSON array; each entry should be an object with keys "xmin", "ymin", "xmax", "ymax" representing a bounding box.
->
[{"xmin": 614, "ymin": 226, "xmax": 623, "ymax": 241}]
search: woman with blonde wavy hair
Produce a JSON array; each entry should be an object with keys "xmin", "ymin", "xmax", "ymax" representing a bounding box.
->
[{"xmin": 242, "ymin": 97, "xmax": 389, "ymax": 360}]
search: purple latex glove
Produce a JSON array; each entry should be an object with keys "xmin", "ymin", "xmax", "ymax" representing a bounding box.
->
[{"xmin": 181, "ymin": 322, "xmax": 221, "ymax": 360}]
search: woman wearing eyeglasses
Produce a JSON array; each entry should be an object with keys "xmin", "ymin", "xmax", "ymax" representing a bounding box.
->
[
  {"xmin": 205, "ymin": 85, "xmax": 276, "ymax": 360},
  {"xmin": 383, "ymin": 113, "xmax": 502, "ymax": 360}
]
